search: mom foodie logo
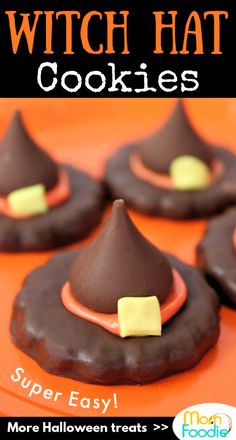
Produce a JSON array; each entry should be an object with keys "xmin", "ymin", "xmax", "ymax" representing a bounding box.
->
[{"xmin": 173, "ymin": 404, "xmax": 236, "ymax": 439}]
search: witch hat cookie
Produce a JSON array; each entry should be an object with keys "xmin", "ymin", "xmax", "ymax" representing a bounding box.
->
[
  {"xmin": 11, "ymin": 200, "xmax": 220, "ymax": 384},
  {"xmin": 0, "ymin": 111, "xmax": 105, "ymax": 251},
  {"xmin": 105, "ymin": 99, "xmax": 236, "ymax": 219}
]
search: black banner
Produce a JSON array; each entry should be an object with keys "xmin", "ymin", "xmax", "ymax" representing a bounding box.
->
[
  {"xmin": 0, "ymin": 417, "xmax": 175, "ymax": 438},
  {"xmin": 0, "ymin": 0, "xmax": 235, "ymax": 97}
]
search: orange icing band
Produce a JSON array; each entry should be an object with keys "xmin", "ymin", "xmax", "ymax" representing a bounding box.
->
[
  {"xmin": 0, "ymin": 169, "xmax": 71, "ymax": 219},
  {"xmin": 61, "ymin": 268, "xmax": 187, "ymax": 337},
  {"xmin": 130, "ymin": 152, "xmax": 224, "ymax": 190},
  {"xmin": 232, "ymin": 228, "xmax": 236, "ymax": 252},
  {"xmin": 46, "ymin": 169, "xmax": 71, "ymax": 208}
]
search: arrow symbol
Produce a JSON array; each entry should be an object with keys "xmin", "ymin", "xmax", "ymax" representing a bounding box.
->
[
  {"xmin": 153, "ymin": 423, "xmax": 168, "ymax": 431},
  {"xmin": 161, "ymin": 424, "xmax": 168, "ymax": 430},
  {"xmin": 153, "ymin": 424, "xmax": 160, "ymax": 430}
]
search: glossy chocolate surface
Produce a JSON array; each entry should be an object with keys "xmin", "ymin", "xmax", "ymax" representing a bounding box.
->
[
  {"xmin": 70, "ymin": 200, "xmax": 173, "ymax": 313},
  {"xmin": 140, "ymin": 101, "xmax": 213, "ymax": 174},
  {"xmin": 11, "ymin": 251, "xmax": 220, "ymax": 384},
  {"xmin": 0, "ymin": 111, "xmax": 58, "ymax": 196}
]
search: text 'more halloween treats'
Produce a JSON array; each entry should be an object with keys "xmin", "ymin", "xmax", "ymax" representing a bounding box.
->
[
  {"xmin": 197, "ymin": 208, "xmax": 236, "ymax": 308},
  {"xmin": 105, "ymin": 100, "xmax": 236, "ymax": 219},
  {"xmin": 0, "ymin": 111, "xmax": 105, "ymax": 251},
  {"xmin": 11, "ymin": 200, "xmax": 220, "ymax": 385}
]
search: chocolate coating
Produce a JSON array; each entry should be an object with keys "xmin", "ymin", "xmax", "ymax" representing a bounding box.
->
[
  {"xmin": 69, "ymin": 200, "xmax": 173, "ymax": 313},
  {"xmin": 105, "ymin": 145, "xmax": 236, "ymax": 219},
  {"xmin": 0, "ymin": 111, "xmax": 58, "ymax": 196},
  {"xmin": 197, "ymin": 207, "xmax": 236, "ymax": 307},
  {"xmin": 10, "ymin": 250, "xmax": 220, "ymax": 385},
  {"xmin": 140, "ymin": 100, "xmax": 213, "ymax": 174},
  {"xmin": 0, "ymin": 165, "xmax": 105, "ymax": 251}
]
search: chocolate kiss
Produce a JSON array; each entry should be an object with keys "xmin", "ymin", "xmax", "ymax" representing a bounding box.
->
[
  {"xmin": 0, "ymin": 111, "xmax": 58, "ymax": 196},
  {"xmin": 140, "ymin": 100, "xmax": 213, "ymax": 174},
  {"xmin": 69, "ymin": 200, "xmax": 173, "ymax": 313}
]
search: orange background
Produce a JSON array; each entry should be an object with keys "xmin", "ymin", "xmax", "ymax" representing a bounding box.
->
[{"xmin": 0, "ymin": 98, "xmax": 236, "ymax": 416}]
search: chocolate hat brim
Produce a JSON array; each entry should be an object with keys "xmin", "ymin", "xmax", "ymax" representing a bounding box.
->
[
  {"xmin": 197, "ymin": 207, "xmax": 236, "ymax": 307},
  {"xmin": 0, "ymin": 165, "xmax": 105, "ymax": 251},
  {"xmin": 10, "ymin": 250, "xmax": 219, "ymax": 385},
  {"xmin": 105, "ymin": 145, "xmax": 236, "ymax": 219}
]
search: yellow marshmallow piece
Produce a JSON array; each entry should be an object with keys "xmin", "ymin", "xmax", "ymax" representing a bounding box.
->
[
  {"xmin": 118, "ymin": 296, "xmax": 161, "ymax": 338},
  {"xmin": 170, "ymin": 155, "xmax": 210, "ymax": 190},
  {"xmin": 8, "ymin": 184, "xmax": 48, "ymax": 216}
]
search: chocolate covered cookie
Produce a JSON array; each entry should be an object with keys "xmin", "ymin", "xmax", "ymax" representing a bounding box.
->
[
  {"xmin": 11, "ymin": 200, "xmax": 220, "ymax": 384},
  {"xmin": 105, "ymin": 100, "xmax": 236, "ymax": 218},
  {"xmin": 0, "ymin": 112, "xmax": 105, "ymax": 251},
  {"xmin": 197, "ymin": 207, "xmax": 236, "ymax": 307}
]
